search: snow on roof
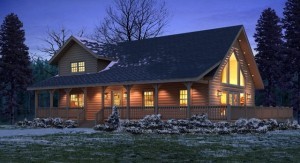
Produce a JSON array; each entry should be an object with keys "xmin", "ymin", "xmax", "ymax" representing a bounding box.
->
[
  {"xmin": 73, "ymin": 36, "xmax": 99, "ymax": 44},
  {"xmin": 99, "ymin": 60, "xmax": 119, "ymax": 72}
]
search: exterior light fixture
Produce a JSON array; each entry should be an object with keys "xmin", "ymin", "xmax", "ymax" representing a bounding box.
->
[
  {"xmin": 124, "ymin": 92, "xmax": 127, "ymax": 98},
  {"xmin": 217, "ymin": 90, "xmax": 222, "ymax": 97},
  {"xmin": 104, "ymin": 92, "xmax": 108, "ymax": 99},
  {"xmin": 247, "ymin": 93, "xmax": 251, "ymax": 100}
]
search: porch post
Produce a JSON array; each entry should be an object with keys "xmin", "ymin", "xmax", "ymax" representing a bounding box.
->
[
  {"xmin": 153, "ymin": 84, "xmax": 161, "ymax": 115},
  {"xmin": 81, "ymin": 88, "xmax": 87, "ymax": 109},
  {"xmin": 124, "ymin": 85, "xmax": 132, "ymax": 120},
  {"xmin": 35, "ymin": 90, "xmax": 39, "ymax": 118},
  {"xmin": 82, "ymin": 87, "xmax": 87, "ymax": 121},
  {"xmin": 65, "ymin": 89, "xmax": 72, "ymax": 119},
  {"xmin": 184, "ymin": 82, "xmax": 193, "ymax": 118},
  {"xmin": 49, "ymin": 90, "xmax": 54, "ymax": 117}
]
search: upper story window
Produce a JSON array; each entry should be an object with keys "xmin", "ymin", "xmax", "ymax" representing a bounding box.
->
[
  {"xmin": 70, "ymin": 94, "xmax": 84, "ymax": 107},
  {"xmin": 71, "ymin": 61, "xmax": 85, "ymax": 73},
  {"xmin": 144, "ymin": 91, "xmax": 154, "ymax": 107},
  {"xmin": 179, "ymin": 90, "xmax": 187, "ymax": 106},
  {"xmin": 221, "ymin": 52, "xmax": 245, "ymax": 86}
]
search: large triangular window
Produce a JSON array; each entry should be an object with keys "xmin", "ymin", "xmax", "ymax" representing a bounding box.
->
[{"xmin": 221, "ymin": 52, "xmax": 245, "ymax": 86}]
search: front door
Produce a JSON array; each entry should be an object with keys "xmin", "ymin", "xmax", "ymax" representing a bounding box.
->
[
  {"xmin": 112, "ymin": 91, "xmax": 121, "ymax": 106},
  {"xmin": 228, "ymin": 92, "xmax": 239, "ymax": 106}
]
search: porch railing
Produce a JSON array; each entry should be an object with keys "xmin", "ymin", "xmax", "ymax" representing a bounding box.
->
[
  {"xmin": 36, "ymin": 107, "xmax": 85, "ymax": 125},
  {"xmin": 95, "ymin": 105, "xmax": 293, "ymax": 124}
]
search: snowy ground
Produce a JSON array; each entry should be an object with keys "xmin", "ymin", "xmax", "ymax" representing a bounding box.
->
[
  {"xmin": 0, "ymin": 127, "xmax": 300, "ymax": 162},
  {"xmin": 0, "ymin": 127, "xmax": 95, "ymax": 137}
]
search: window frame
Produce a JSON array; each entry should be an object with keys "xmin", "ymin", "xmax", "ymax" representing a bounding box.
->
[
  {"xmin": 179, "ymin": 89, "xmax": 188, "ymax": 106},
  {"xmin": 70, "ymin": 93, "xmax": 84, "ymax": 108},
  {"xmin": 70, "ymin": 61, "xmax": 85, "ymax": 73},
  {"xmin": 220, "ymin": 91, "xmax": 245, "ymax": 106},
  {"xmin": 221, "ymin": 52, "xmax": 245, "ymax": 87},
  {"xmin": 143, "ymin": 90, "xmax": 154, "ymax": 107}
]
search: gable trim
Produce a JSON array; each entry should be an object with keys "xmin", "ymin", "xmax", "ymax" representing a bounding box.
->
[
  {"xmin": 212, "ymin": 27, "xmax": 264, "ymax": 90},
  {"xmin": 49, "ymin": 36, "xmax": 113, "ymax": 65}
]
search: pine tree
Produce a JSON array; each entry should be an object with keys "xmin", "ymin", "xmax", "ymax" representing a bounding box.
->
[
  {"xmin": 254, "ymin": 8, "xmax": 283, "ymax": 106},
  {"xmin": 0, "ymin": 13, "xmax": 32, "ymax": 124},
  {"xmin": 282, "ymin": 0, "xmax": 300, "ymax": 118}
]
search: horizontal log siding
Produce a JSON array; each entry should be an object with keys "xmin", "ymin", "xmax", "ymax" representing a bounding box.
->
[
  {"xmin": 158, "ymin": 83, "xmax": 184, "ymax": 106},
  {"xmin": 59, "ymin": 90, "xmax": 66, "ymax": 108},
  {"xmin": 130, "ymin": 84, "xmax": 153, "ymax": 107},
  {"xmin": 192, "ymin": 83, "xmax": 209, "ymax": 106},
  {"xmin": 209, "ymin": 40, "xmax": 255, "ymax": 106},
  {"xmin": 86, "ymin": 87, "xmax": 101, "ymax": 120},
  {"xmin": 58, "ymin": 43, "xmax": 98, "ymax": 76}
]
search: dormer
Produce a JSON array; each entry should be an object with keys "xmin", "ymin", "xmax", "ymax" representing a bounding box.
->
[{"xmin": 49, "ymin": 36, "xmax": 113, "ymax": 76}]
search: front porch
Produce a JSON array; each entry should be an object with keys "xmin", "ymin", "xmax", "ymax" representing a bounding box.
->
[
  {"xmin": 33, "ymin": 82, "xmax": 293, "ymax": 125},
  {"xmin": 35, "ymin": 105, "xmax": 292, "ymax": 125}
]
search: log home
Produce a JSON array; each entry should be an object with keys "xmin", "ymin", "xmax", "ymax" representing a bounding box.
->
[{"xmin": 28, "ymin": 25, "xmax": 292, "ymax": 124}]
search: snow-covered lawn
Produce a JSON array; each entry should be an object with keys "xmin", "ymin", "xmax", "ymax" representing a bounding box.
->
[{"xmin": 0, "ymin": 128, "xmax": 300, "ymax": 162}]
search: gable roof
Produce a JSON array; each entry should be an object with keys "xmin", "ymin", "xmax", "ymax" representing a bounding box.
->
[
  {"xmin": 49, "ymin": 36, "xmax": 114, "ymax": 65},
  {"xmin": 29, "ymin": 25, "xmax": 263, "ymax": 90}
]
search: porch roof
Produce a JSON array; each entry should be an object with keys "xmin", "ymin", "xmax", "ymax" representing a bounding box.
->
[{"xmin": 28, "ymin": 25, "xmax": 242, "ymax": 90}]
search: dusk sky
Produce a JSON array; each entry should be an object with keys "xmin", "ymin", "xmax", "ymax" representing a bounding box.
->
[{"xmin": 1, "ymin": 0, "xmax": 286, "ymax": 59}]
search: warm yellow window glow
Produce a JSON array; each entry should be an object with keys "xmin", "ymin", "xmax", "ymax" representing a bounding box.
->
[
  {"xmin": 240, "ymin": 93, "xmax": 245, "ymax": 106},
  {"xmin": 113, "ymin": 92, "xmax": 121, "ymax": 106},
  {"xmin": 78, "ymin": 62, "xmax": 85, "ymax": 72},
  {"xmin": 221, "ymin": 64, "xmax": 228, "ymax": 83},
  {"xmin": 144, "ymin": 91, "xmax": 154, "ymax": 107},
  {"xmin": 71, "ymin": 62, "xmax": 85, "ymax": 73},
  {"xmin": 70, "ymin": 94, "xmax": 84, "ymax": 107},
  {"xmin": 240, "ymin": 70, "xmax": 245, "ymax": 86},
  {"xmin": 221, "ymin": 92, "xmax": 227, "ymax": 105},
  {"xmin": 71, "ymin": 63, "xmax": 77, "ymax": 72},
  {"xmin": 229, "ymin": 53, "xmax": 238, "ymax": 85},
  {"xmin": 221, "ymin": 52, "xmax": 245, "ymax": 87},
  {"xmin": 180, "ymin": 90, "xmax": 187, "ymax": 106}
]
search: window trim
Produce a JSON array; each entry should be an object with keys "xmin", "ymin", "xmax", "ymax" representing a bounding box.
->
[
  {"xmin": 143, "ymin": 90, "xmax": 154, "ymax": 107},
  {"xmin": 70, "ymin": 61, "xmax": 85, "ymax": 73},
  {"xmin": 179, "ymin": 89, "xmax": 188, "ymax": 106},
  {"xmin": 70, "ymin": 93, "xmax": 84, "ymax": 108},
  {"xmin": 221, "ymin": 52, "xmax": 245, "ymax": 87}
]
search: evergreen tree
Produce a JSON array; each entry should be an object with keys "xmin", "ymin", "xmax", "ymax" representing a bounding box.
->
[
  {"xmin": 282, "ymin": 0, "xmax": 300, "ymax": 117},
  {"xmin": 254, "ymin": 8, "xmax": 283, "ymax": 106},
  {"xmin": 0, "ymin": 13, "xmax": 32, "ymax": 124}
]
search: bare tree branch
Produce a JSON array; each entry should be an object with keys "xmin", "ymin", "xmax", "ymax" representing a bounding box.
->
[
  {"xmin": 94, "ymin": 0, "xmax": 169, "ymax": 44},
  {"xmin": 39, "ymin": 26, "xmax": 86, "ymax": 57}
]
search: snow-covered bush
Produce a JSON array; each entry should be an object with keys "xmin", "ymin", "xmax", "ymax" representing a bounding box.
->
[
  {"xmin": 94, "ymin": 112, "xmax": 300, "ymax": 135},
  {"xmin": 94, "ymin": 106, "xmax": 120, "ymax": 131},
  {"xmin": 16, "ymin": 117, "xmax": 78, "ymax": 128}
]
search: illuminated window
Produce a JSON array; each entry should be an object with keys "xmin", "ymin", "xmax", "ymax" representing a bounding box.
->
[
  {"xmin": 71, "ymin": 62, "xmax": 85, "ymax": 73},
  {"xmin": 70, "ymin": 94, "xmax": 84, "ymax": 107},
  {"xmin": 229, "ymin": 53, "xmax": 238, "ymax": 85},
  {"xmin": 71, "ymin": 63, "xmax": 77, "ymax": 72},
  {"xmin": 221, "ymin": 64, "xmax": 228, "ymax": 83},
  {"xmin": 144, "ymin": 91, "xmax": 154, "ymax": 107},
  {"xmin": 78, "ymin": 62, "xmax": 85, "ymax": 72},
  {"xmin": 221, "ymin": 92, "xmax": 227, "ymax": 105},
  {"xmin": 240, "ymin": 93, "xmax": 245, "ymax": 106},
  {"xmin": 180, "ymin": 90, "xmax": 187, "ymax": 106},
  {"xmin": 240, "ymin": 70, "xmax": 245, "ymax": 86},
  {"xmin": 221, "ymin": 52, "xmax": 244, "ymax": 86}
]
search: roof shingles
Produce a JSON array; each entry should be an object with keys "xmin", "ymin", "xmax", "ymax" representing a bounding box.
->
[{"xmin": 29, "ymin": 25, "xmax": 242, "ymax": 90}]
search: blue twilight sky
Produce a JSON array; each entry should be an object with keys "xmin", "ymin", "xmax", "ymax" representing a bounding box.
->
[{"xmin": 0, "ymin": 0, "xmax": 286, "ymax": 59}]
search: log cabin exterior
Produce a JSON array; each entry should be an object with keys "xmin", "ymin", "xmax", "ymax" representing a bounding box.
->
[{"xmin": 28, "ymin": 25, "xmax": 293, "ymax": 124}]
